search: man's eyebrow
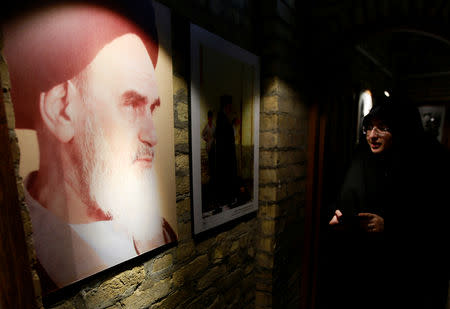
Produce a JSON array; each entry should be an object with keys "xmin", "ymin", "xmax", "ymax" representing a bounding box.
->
[
  {"xmin": 121, "ymin": 90, "xmax": 147, "ymax": 105},
  {"xmin": 151, "ymin": 97, "xmax": 161, "ymax": 113}
]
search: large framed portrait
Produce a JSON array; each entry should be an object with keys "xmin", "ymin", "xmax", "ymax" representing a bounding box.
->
[
  {"xmin": 190, "ymin": 24, "xmax": 260, "ymax": 235},
  {"xmin": 3, "ymin": 0, "xmax": 177, "ymax": 295}
]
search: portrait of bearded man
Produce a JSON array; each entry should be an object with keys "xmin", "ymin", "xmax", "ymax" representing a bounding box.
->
[{"xmin": 2, "ymin": 0, "xmax": 177, "ymax": 294}]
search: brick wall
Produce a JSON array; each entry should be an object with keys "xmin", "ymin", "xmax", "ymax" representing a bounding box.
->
[
  {"xmin": 0, "ymin": 1, "xmax": 308, "ymax": 308},
  {"xmin": 0, "ymin": 36, "xmax": 42, "ymax": 308},
  {"xmin": 257, "ymin": 1, "xmax": 307, "ymax": 308}
]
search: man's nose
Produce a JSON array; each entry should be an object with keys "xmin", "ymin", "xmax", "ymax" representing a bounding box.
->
[{"xmin": 138, "ymin": 117, "xmax": 158, "ymax": 147}]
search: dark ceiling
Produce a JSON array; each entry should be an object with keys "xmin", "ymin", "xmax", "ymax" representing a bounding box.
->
[
  {"xmin": 358, "ymin": 29, "xmax": 450, "ymax": 103},
  {"xmin": 358, "ymin": 30, "xmax": 450, "ymax": 77},
  {"xmin": 300, "ymin": 0, "xmax": 450, "ymax": 104}
]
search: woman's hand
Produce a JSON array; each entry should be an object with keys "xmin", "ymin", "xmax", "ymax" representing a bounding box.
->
[
  {"xmin": 329, "ymin": 209, "xmax": 343, "ymax": 225},
  {"xmin": 357, "ymin": 213, "xmax": 384, "ymax": 232}
]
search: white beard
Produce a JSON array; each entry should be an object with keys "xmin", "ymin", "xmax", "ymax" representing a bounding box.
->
[{"xmin": 81, "ymin": 115, "xmax": 162, "ymax": 242}]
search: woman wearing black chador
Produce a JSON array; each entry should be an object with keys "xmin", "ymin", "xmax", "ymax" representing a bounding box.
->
[{"xmin": 328, "ymin": 101, "xmax": 449, "ymax": 309}]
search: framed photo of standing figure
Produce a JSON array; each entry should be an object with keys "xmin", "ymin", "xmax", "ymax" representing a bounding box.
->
[{"xmin": 190, "ymin": 23, "xmax": 260, "ymax": 235}]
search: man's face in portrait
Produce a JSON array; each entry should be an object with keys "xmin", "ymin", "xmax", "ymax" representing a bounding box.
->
[{"xmin": 71, "ymin": 34, "xmax": 162, "ymax": 240}]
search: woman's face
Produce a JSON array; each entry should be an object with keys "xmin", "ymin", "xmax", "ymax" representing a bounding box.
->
[{"xmin": 365, "ymin": 119, "xmax": 393, "ymax": 154}]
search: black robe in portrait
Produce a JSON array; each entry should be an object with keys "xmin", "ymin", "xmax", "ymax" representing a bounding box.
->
[{"xmin": 213, "ymin": 110, "xmax": 238, "ymax": 206}]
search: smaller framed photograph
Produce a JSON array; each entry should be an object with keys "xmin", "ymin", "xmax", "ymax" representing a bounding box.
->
[
  {"xmin": 190, "ymin": 23, "xmax": 260, "ymax": 235},
  {"xmin": 418, "ymin": 105, "xmax": 446, "ymax": 142}
]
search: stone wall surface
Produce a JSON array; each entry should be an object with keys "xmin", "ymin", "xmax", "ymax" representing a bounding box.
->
[
  {"xmin": 0, "ymin": 37, "xmax": 43, "ymax": 308},
  {"xmin": 257, "ymin": 1, "xmax": 306, "ymax": 308},
  {"xmin": 0, "ymin": 0, "xmax": 307, "ymax": 308}
]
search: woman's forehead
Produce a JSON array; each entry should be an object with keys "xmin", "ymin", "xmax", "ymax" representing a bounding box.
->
[{"xmin": 369, "ymin": 118, "xmax": 388, "ymax": 126}]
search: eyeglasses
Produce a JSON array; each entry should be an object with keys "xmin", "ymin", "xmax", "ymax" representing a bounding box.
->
[{"xmin": 362, "ymin": 125, "xmax": 391, "ymax": 136}]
